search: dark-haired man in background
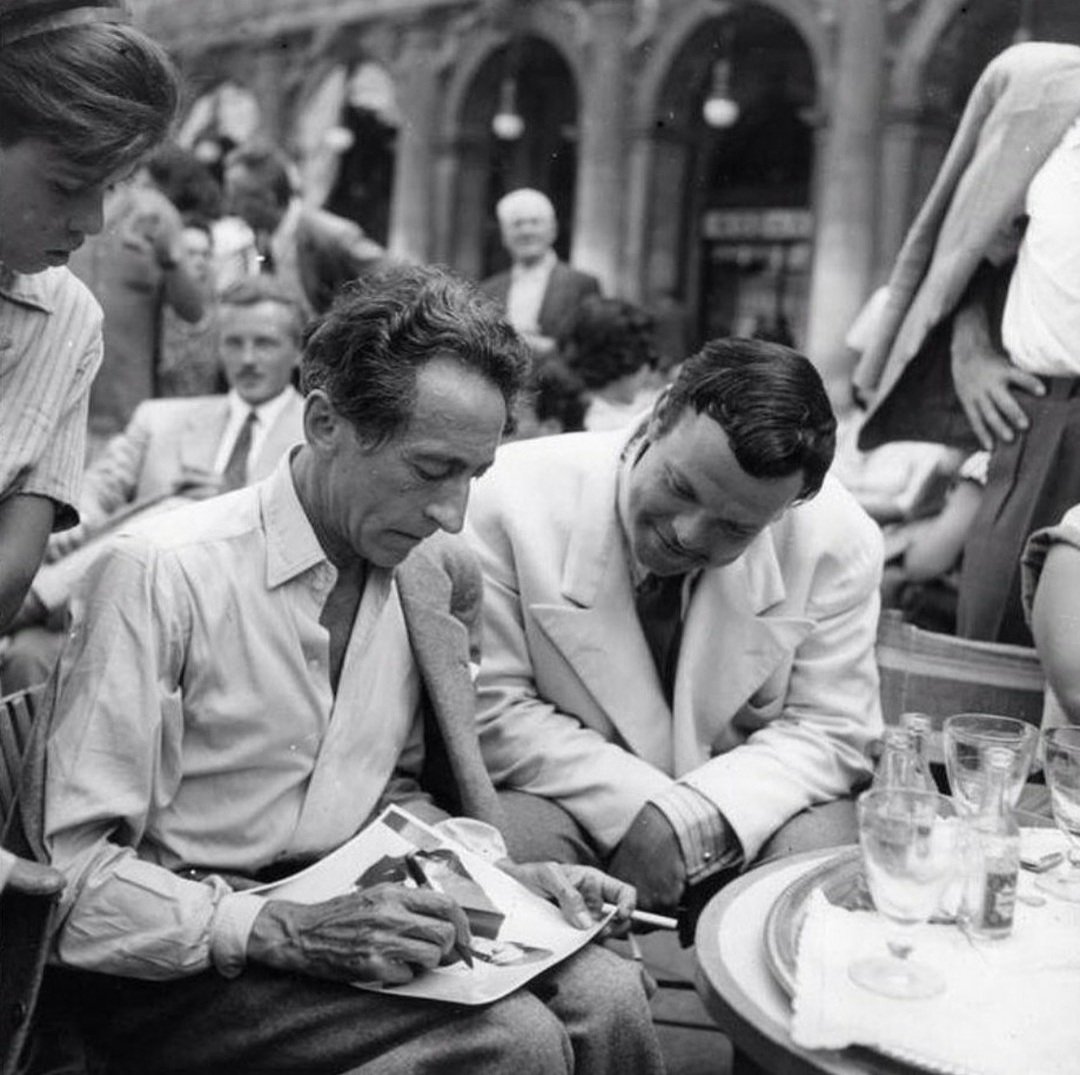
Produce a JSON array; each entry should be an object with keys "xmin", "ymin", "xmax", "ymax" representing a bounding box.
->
[
  {"xmin": 222, "ymin": 139, "xmax": 384, "ymax": 316},
  {"xmin": 467, "ymin": 338, "xmax": 884, "ymax": 928}
]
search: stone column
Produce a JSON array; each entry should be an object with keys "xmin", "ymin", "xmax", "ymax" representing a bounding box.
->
[
  {"xmin": 571, "ymin": 0, "xmax": 633, "ymax": 293},
  {"xmin": 804, "ymin": 0, "xmax": 886, "ymax": 402},
  {"xmin": 387, "ymin": 21, "xmax": 445, "ymax": 263},
  {"xmin": 878, "ymin": 106, "xmax": 923, "ymax": 273}
]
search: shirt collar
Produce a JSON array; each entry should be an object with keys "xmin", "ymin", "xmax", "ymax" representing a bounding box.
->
[
  {"xmin": 1063, "ymin": 116, "xmax": 1080, "ymax": 150},
  {"xmin": 226, "ymin": 384, "xmax": 296, "ymax": 429},
  {"xmin": 511, "ymin": 248, "xmax": 557, "ymax": 281},
  {"xmin": 260, "ymin": 451, "xmax": 332, "ymax": 589},
  {"xmin": 0, "ymin": 264, "xmax": 57, "ymax": 313},
  {"xmin": 272, "ymin": 198, "xmax": 304, "ymax": 248}
]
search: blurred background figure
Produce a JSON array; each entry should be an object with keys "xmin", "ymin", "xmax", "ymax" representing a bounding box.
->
[
  {"xmin": 220, "ymin": 138, "xmax": 384, "ymax": 316},
  {"xmin": 509, "ymin": 360, "xmax": 589, "ymax": 441},
  {"xmin": 480, "ymin": 188, "xmax": 601, "ymax": 359},
  {"xmin": 157, "ymin": 218, "xmax": 223, "ymax": 398},
  {"xmin": 70, "ymin": 162, "xmax": 206, "ymax": 452},
  {"xmin": 559, "ymin": 296, "xmax": 661, "ymax": 432}
]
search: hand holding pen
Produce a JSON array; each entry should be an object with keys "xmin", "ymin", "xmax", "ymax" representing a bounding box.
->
[{"xmin": 403, "ymin": 852, "xmax": 475, "ymax": 968}]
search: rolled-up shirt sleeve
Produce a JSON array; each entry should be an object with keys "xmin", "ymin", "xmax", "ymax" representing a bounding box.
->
[{"xmin": 44, "ymin": 538, "xmax": 264, "ymax": 980}]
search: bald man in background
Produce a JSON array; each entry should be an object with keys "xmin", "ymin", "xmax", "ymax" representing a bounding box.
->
[{"xmin": 479, "ymin": 188, "xmax": 601, "ymax": 358}]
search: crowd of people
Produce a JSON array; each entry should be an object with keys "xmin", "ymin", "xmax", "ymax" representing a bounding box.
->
[{"xmin": 1, "ymin": 2, "xmax": 1077, "ymax": 1073}]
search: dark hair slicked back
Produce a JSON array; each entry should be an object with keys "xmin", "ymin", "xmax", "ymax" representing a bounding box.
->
[
  {"xmin": 301, "ymin": 262, "xmax": 530, "ymax": 446},
  {"xmin": 656, "ymin": 337, "xmax": 836, "ymax": 501}
]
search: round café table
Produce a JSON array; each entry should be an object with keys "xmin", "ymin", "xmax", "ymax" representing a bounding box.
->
[{"xmin": 693, "ymin": 848, "xmax": 925, "ymax": 1075}]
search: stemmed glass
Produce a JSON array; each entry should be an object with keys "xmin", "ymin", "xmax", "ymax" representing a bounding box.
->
[
  {"xmin": 943, "ymin": 714, "xmax": 1038, "ymax": 814},
  {"xmin": 1037, "ymin": 727, "xmax": 1080, "ymax": 903},
  {"xmin": 850, "ymin": 789, "xmax": 961, "ymax": 1000}
]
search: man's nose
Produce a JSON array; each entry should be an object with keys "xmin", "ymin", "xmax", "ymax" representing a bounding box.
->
[
  {"xmin": 673, "ymin": 511, "xmax": 721, "ymax": 559},
  {"xmin": 425, "ymin": 479, "xmax": 470, "ymax": 534}
]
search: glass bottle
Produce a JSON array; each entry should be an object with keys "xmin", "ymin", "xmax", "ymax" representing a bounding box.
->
[
  {"xmin": 872, "ymin": 727, "xmax": 933, "ymax": 791},
  {"xmin": 900, "ymin": 712, "xmax": 936, "ymax": 792},
  {"xmin": 967, "ymin": 746, "xmax": 1020, "ymax": 940}
]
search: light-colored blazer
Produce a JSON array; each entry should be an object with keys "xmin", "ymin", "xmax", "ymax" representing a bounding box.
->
[
  {"xmin": 466, "ymin": 429, "xmax": 883, "ymax": 861},
  {"xmin": 32, "ymin": 389, "xmax": 305, "ymax": 614},
  {"xmin": 854, "ymin": 42, "xmax": 1080, "ymax": 449},
  {"xmin": 80, "ymin": 387, "xmax": 305, "ymax": 517}
]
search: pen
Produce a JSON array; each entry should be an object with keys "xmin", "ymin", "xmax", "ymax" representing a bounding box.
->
[
  {"xmin": 403, "ymin": 852, "xmax": 475, "ymax": 969},
  {"xmin": 600, "ymin": 903, "xmax": 679, "ymax": 931}
]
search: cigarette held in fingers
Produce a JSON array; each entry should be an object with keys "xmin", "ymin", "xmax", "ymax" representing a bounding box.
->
[{"xmin": 601, "ymin": 903, "xmax": 678, "ymax": 930}]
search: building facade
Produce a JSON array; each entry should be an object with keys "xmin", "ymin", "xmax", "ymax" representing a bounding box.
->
[{"xmin": 134, "ymin": 0, "xmax": 1080, "ymax": 397}]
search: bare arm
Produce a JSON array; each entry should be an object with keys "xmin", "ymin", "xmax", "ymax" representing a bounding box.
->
[
  {"xmin": 901, "ymin": 479, "xmax": 984, "ymax": 582},
  {"xmin": 0, "ymin": 494, "xmax": 55, "ymax": 634}
]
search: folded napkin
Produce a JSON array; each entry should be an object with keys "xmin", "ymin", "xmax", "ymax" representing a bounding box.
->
[{"xmin": 791, "ymin": 830, "xmax": 1080, "ymax": 1075}]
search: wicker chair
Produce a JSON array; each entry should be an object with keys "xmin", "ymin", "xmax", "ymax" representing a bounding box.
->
[{"xmin": 0, "ymin": 686, "xmax": 61, "ymax": 1075}]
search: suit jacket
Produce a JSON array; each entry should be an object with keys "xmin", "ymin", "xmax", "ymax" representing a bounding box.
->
[
  {"xmin": 32, "ymin": 389, "xmax": 305, "ymax": 614},
  {"xmin": 479, "ymin": 261, "xmax": 601, "ymax": 341},
  {"xmin": 466, "ymin": 429, "xmax": 883, "ymax": 860},
  {"xmin": 293, "ymin": 206, "xmax": 384, "ymax": 315},
  {"xmin": 854, "ymin": 42, "xmax": 1080, "ymax": 451},
  {"xmin": 81, "ymin": 387, "xmax": 305, "ymax": 517}
]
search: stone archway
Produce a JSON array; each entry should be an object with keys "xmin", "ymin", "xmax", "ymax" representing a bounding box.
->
[
  {"xmin": 638, "ymin": 2, "xmax": 817, "ymax": 350},
  {"xmin": 447, "ymin": 34, "xmax": 580, "ymax": 283}
]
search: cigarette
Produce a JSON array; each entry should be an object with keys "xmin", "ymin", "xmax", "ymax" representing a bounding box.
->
[{"xmin": 601, "ymin": 903, "xmax": 678, "ymax": 930}]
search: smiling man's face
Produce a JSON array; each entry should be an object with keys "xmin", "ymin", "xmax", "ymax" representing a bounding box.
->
[
  {"xmin": 0, "ymin": 138, "xmax": 121, "ymax": 273},
  {"xmin": 625, "ymin": 408, "xmax": 804, "ymax": 576}
]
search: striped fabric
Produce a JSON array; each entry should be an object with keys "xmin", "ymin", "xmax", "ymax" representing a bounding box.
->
[{"xmin": 0, "ymin": 266, "xmax": 103, "ymax": 529}]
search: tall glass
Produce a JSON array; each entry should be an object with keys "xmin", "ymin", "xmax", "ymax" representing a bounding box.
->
[
  {"xmin": 850, "ymin": 789, "xmax": 961, "ymax": 999},
  {"xmin": 943, "ymin": 714, "xmax": 1037, "ymax": 814},
  {"xmin": 1037, "ymin": 727, "xmax": 1080, "ymax": 903}
]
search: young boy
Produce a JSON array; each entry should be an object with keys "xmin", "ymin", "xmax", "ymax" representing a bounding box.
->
[{"xmin": 0, "ymin": 1, "xmax": 179, "ymax": 636}]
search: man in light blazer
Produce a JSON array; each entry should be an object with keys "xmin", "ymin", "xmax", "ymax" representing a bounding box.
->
[
  {"xmin": 0, "ymin": 275, "xmax": 307, "ymax": 690},
  {"xmin": 479, "ymin": 188, "xmax": 601, "ymax": 358},
  {"xmin": 19, "ymin": 264, "xmax": 660, "ymax": 1075},
  {"xmin": 467, "ymin": 338, "xmax": 884, "ymax": 929},
  {"xmin": 853, "ymin": 42, "xmax": 1080, "ymax": 645}
]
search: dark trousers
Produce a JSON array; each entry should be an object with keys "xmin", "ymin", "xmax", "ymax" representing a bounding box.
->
[{"xmin": 958, "ymin": 378, "xmax": 1080, "ymax": 646}]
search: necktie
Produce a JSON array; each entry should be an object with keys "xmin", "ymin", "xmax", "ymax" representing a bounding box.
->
[
  {"xmin": 221, "ymin": 410, "xmax": 257, "ymax": 491},
  {"xmin": 634, "ymin": 572, "xmax": 686, "ymax": 705}
]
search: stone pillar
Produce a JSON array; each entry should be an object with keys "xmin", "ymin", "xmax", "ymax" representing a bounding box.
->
[
  {"xmin": 571, "ymin": 0, "xmax": 633, "ymax": 293},
  {"xmin": 804, "ymin": 0, "xmax": 886, "ymax": 402},
  {"xmin": 878, "ymin": 106, "xmax": 923, "ymax": 274},
  {"xmin": 387, "ymin": 22, "xmax": 445, "ymax": 263}
]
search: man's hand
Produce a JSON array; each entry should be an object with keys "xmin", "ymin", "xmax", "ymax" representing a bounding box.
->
[
  {"xmin": 520, "ymin": 331, "xmax": 557, "ymax": 358},
  {"xmin": 500, "ymin": 860, "xmax": 637, "ymax": 935},
  {"xmin": 607, "ymin": 803, "xmax": 686, "ymax": 914},
  {"xmin": 247, "ymin": 883, "xmax": 472, "ymax": 985},
  {"xmin": 951, "ymin": 303, "xmax": 1044, "ymax": 450}
]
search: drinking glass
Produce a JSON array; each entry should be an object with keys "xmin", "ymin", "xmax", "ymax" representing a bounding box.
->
[
  {"xmin": 943, "ymin": 714, "xmax": 1037, "ymax": 814},
  {"xmin": 850, "ymin": 789, "xmax": 961, "ymax": 999},
  {"xmin": 1037, "ymin": 727, "xmax": 1080, "ymax": 903}
]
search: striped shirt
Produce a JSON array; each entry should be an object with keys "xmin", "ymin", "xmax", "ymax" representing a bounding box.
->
[{"xmin": 0, "ymin": 265, "xmax": 103, "ymax": 529}]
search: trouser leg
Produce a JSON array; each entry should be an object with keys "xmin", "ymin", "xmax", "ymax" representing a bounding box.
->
[{"xmin": 497, "ymin": 789, "xmax": 603, "ymax": 867}]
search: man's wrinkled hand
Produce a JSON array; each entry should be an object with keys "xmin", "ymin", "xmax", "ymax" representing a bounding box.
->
[
  {"xmin": 607, "ymin": 803, "xmax": 686, "ymax": 915},
  {"xmin": 247, "ymin": 883, "xmax": 472, "ymax": 985},
  {"xmin": 951, "ymin": 318, "xmax": 1044, "ymax": 450},
  {"xmin": 5, "ymin": 856, "xmax": 64, "ymax": 897},
  {"xmin": 500, "ymin": 860, "xmax": 637, "ymax": 935}
]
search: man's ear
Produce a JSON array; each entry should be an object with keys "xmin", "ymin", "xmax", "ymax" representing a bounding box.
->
[{"xmin": 303, "ymin": 390, "xmax": 341, "ymax": 456}]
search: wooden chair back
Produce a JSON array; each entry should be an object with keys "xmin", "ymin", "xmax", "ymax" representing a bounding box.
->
[
  {"xmin": 0, "ymin": 685, "xmax": 58, "ymax": 1075},
  {"xmin": 876, "ymin": 610, "xmax": 1045, "ymax": 729}
]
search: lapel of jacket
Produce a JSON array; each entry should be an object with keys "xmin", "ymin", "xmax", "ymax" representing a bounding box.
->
[
  {"xmin": 671, "ymin": 533, "xmax": 814, "ymax": 775},
  {"xmin": 179, "ymin": 397, "xmax": 230, "ymax": 475},
  {"xmin": 537, "ymin": 262, "xmax": 567, "ymax": 337},
  {"xmin": 529, "ymin": 431, "xmax": 674, "ymax": 771},
  {"xmin": 395, "ymin": 555, "xmax": 503, "ymax": 828},
  {"xmin": 251, "ymin": 387, "xmax": 304, "ymax": 481}
]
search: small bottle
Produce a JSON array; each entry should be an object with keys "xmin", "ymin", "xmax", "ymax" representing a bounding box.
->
[
  {"xmin": 968, "ymin": 746, "xmax": 1020, "ymax": 940},
  {"xmin": 900, "ymin": 712, "xmax": 936, "ymax": 792},
  {"xmin": 872, "ymin": 727, "xmax": 933, "ymax": 791}
]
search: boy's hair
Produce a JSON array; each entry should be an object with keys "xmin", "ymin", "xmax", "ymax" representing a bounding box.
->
[{"xmin": 0, "ymin": 11, "xmax": 178, "ymax": 179}]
